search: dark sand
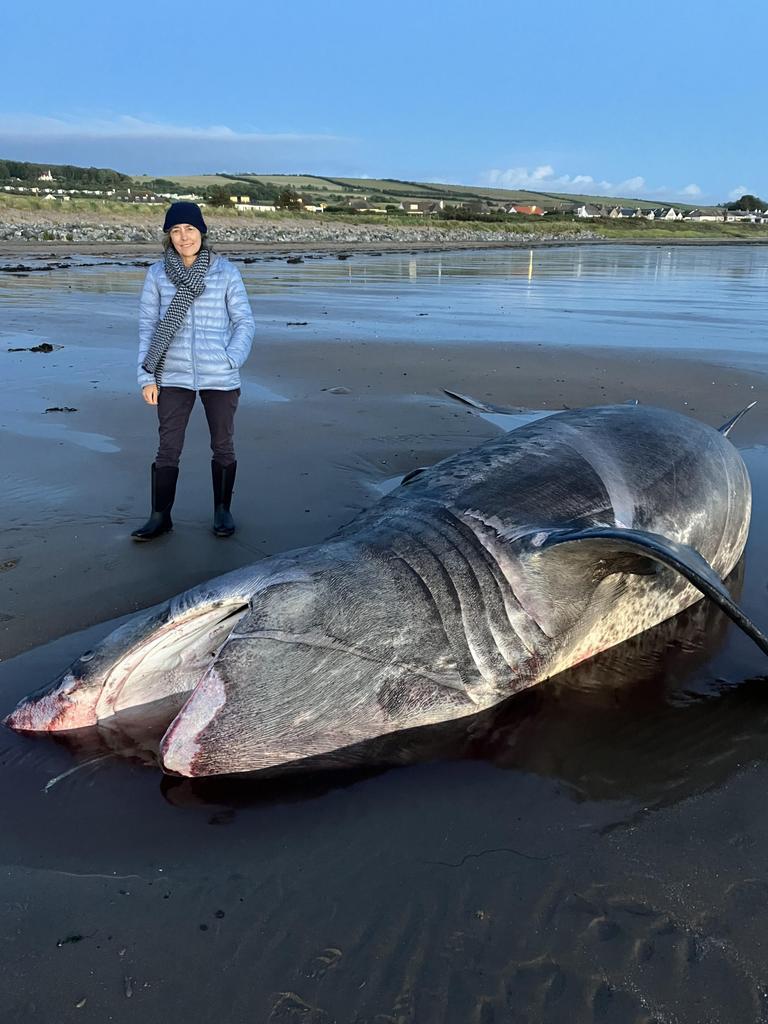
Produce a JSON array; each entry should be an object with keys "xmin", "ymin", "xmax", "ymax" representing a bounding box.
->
[{"xmin": 2, "ymin": 248, "xmax": 768, "ymax": 1022}]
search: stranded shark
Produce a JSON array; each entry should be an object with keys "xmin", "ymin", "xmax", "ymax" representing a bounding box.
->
[{"xmin": 5, "ymin": 403, "xmax": 767, "ymax": 777}]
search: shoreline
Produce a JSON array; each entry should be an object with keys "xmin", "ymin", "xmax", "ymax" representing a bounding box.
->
[{"xmin": 3, "ymin": 234, "xmax": 768, "ymax": 261}]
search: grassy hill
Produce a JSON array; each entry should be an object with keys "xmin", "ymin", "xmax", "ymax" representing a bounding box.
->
[
  {"xmin": 132, "ymin": 172, "xmax": 699, "ymax": 212},
  {"xmin": 0, "ymin": 157, "xmax": 710, "ymax": 213}
]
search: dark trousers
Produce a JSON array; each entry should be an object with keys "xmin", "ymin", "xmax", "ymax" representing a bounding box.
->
[{"xmin": 156, "ymin": 387, "xmax": 240, "ymax": 469}]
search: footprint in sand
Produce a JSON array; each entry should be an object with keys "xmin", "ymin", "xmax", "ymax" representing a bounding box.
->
[
  {"xmin": 499, "ymin": 883, "xmax": 768, "ymax": 1023},
  {"xmin": 503, "ymin": 954, "xmax": 645, "ymax": 1024},
  {"xmin": 268, "ymin": 992, "xmax": 332, "ymax": 1023},
  {"xmin": 302, "ymin": 946, "xmax": 343, "ymax": 980}
]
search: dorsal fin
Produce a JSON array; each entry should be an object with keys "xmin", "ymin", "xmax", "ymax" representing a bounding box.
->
[
  {"xmin": 442, "ymin": 389, "xmax": 496, "ymax": 413},
  {"xmin": 719, "ymin": 402, "xmax": 757, "ymax": 437}
]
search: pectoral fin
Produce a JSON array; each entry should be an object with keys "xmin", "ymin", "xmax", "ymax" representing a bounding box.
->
[
  {"xmin": 718, "ymin": 401, "xmax": 756, "ymax": 437},
  {"xmin": 537, "ymin": 526, "xmax": 768, "ymax": 657}
]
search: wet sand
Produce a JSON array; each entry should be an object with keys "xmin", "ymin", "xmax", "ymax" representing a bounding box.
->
[{"xmin": 2, "ymin": 248, "xmax": 768, "ymax": 1022}]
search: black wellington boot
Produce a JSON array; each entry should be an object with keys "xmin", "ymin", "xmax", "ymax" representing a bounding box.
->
[
  {"xmin": 211, "ymin": 459, "xmax": 237, "ymax": 537},
  {"xmin": 131, "ymin": 463, "xmax": 179, "ymax": 541}
]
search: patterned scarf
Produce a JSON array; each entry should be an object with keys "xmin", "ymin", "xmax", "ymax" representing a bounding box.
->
[{"xmin": 142, "ymin": 245, "xmax": 211, "ymax": 385}]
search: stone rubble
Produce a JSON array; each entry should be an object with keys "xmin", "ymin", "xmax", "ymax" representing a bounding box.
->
[{"xmin": 0, "ymin": 217, "xmax": 601, "ymax": 246}]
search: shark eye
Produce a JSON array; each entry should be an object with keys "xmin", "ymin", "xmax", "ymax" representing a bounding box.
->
[{"xmin": 79, "ymin": 651, "xmax": 95, "ymax": 663}]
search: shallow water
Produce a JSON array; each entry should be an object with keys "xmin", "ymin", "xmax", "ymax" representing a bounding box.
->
[
  {"xmin": 233, "ymin": 244, "xmax": 768, "ymax": 360},
  {"xmin": 3, "ymin": 244, "xmax": 768, "ymax": 359},
  {"xmin": 3, "ymin": 247, "xmax": 768, "ymax": 1022}
]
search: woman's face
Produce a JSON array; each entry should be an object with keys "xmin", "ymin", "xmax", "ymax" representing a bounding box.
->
[{"xmin": 169, "ymin": 223, "xmax": 202, "ymax": 260}]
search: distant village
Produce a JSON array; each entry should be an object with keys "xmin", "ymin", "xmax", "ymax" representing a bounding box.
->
[
  {"xmin": 2, "ymin": 168, "xmax": 765, "ymax": 224},
  {"xmin": 571, "ymin": 203, "xmax": 767, "ymax": 224}
]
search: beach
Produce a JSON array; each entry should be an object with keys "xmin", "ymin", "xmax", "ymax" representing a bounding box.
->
[{"xmin": 2, "ymin": 243, "xmax": 768, "ymax": 1022}]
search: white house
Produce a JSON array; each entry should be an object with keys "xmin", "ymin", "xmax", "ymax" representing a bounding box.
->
[
  {"xmin": 234, "ymin": 201, "xmax": 277, "ymax": 212},
  {"xmin": 654, "ymin": 207, "xmax": 684, "ymax": 221},
  {"xmin": 684, "ymin": 208, "xmax": 724, "ymax": 222},
  {"xmin": 724, "ymin": 209, "xmax": 763, "ymax": 223},
  {"xmin": 400, "ymin": 199, "xmax": 445, "ymax": 215},
  {"xmin": 575, "ymin": 204, "xmax": 603, "ymax": 218}
]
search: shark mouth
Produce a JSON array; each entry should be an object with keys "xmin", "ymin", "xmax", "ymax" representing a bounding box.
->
[
  {"xmin": 95, "ymin": 603, "xmax": 249, "ymax": 720},
  {"xmin": 4, "ymin": 601, "xmax": 249, "ymax": 735}
]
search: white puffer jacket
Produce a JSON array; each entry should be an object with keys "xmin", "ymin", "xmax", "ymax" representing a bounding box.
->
[{"xmin": 137, "ymin": 253, "xmax": 255, "ymax": 391}]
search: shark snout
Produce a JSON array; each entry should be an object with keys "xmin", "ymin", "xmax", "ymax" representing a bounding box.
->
[{"xmin": 3, "ymin": 671, "xmax": 99, "ymax": 732}]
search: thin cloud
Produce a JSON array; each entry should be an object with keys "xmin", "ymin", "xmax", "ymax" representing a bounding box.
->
[
  {"xmin": 481, "ymin": 165, "xmax": 705, "ymax": 201},
  {"xmin": 0, "ymin": 113, "xmax": 346, "ymax": 145},
  {"xmin": 728, "ymin": 185, "xmax": 749, "ymax": 200}
]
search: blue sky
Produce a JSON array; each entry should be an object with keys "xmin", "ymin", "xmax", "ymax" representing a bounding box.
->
[{"xmin": 4, "ymin": 0, "xmax": 767, "ymax": 203}]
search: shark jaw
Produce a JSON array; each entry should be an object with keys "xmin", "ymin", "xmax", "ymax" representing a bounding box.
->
[{"xmin": 4, "ymin": 602, "xmax": 249, "ymax": 734}]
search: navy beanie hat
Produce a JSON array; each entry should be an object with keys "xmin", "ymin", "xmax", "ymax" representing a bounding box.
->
[{"xmin": 163, "ymin": 201, "xmax": 207, "ymax": 234}]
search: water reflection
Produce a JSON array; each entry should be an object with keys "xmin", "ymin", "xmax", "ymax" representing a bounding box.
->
[
  {"xmin": 3, "ymin": 245, "xmax": 768, "ymax": 359},
  {"xmin": 233, "ymin": 244, "xmax": 768, "ymax": 357}
]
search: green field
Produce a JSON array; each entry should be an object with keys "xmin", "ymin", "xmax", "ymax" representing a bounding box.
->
[
  {"xmin": 231, "ymin": 174, "xmax": 342, "ymax": 190},
  {"xmin": 536, "ymin": 190, "xmax": 684, "ymax": 211},
  {"xmin": 129, "ymin": 172, "xmax": 700, "ymax": 213},
  {"xmin": 133, "ymin": 174, "xmax": 245, "ymax": 188}
]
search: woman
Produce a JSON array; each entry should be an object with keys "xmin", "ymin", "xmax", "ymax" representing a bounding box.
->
[{"xmin": 132, "ymin": 201, "xmax": 255, "ymax": 541}]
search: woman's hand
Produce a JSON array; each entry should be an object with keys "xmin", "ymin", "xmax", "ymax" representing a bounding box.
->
[{"xmin": 142, "ymin": 384, "xmax": 159, "ymax": 406}]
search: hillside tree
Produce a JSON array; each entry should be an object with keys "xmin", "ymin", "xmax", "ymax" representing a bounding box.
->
[{"xmin": 728, "ymin": 193, "xmax": 768, "ymax": 212}]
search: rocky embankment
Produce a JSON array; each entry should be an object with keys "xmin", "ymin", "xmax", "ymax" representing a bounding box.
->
[{"xmin": 0, "ymin": 214, "xmax": 600, "ymax": 246}]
